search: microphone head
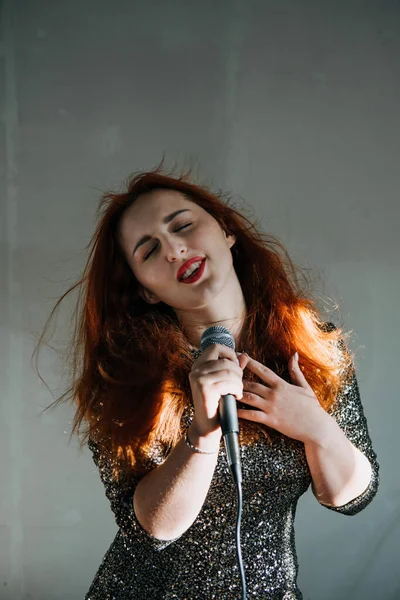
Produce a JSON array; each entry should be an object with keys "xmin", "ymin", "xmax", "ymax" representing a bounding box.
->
[{"xmin": 200, "ymin": 326, "xmax": 235, "ymax": 353}]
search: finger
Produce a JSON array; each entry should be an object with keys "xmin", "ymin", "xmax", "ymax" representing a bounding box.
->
[
  {"xmin": 243, "ymin": 379, "xmax": 272, "ymax": 396},
  {"xmin": 240, "ymin": 355, "xmax": 281, "ymax": 387},
  {"xmin": 240, "ymin": 391, "xmax": 268, "ymax": 410},
  {"xmin": 236, "ymin": 352, "xmax": 248, "ymax": 370},
  {"xmin": 237, "ymin": 408, "xmax": 269, "ymax": 426},
  {"xmin": 203, "ymin": 343, "xmax": 239, "ymax": 365},
  {"xmin": 289, "ymin": 353, "xmax": 312, "ymax": 389},
  {"xmin": 202, "ymin": 358, "xmax": 243, "ymax": 377}
]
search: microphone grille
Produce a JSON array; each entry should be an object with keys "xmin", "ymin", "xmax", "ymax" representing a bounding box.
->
[{"xmin": 200, "ymin": 326, "xmax": 235, "ymax": 353}]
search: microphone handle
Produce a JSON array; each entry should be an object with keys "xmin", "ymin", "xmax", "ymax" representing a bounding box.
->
[{"xmin": 219, "ymin": 394, "xmax": 242, "ymax": 485}]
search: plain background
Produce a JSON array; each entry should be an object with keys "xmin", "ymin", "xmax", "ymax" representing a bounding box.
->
[{"xmin": 1, "ymin": 0, "xmax": 399, "ymax": 598}]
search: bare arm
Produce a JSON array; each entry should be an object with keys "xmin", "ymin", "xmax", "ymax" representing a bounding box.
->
[
  {"xmin": 307, "ymin": 357, "xmax": 379, "ymax": 514},
  {"xmin": 133, "ymin": 422, "xmax": 221, "ymax": 540},
  {"xmin": 305, "ymin": 413, "xmax": 373, "ymax": 506},
  {"xmin": 134, "ymin": 343, "xmax": 243, "ymax": 541}
]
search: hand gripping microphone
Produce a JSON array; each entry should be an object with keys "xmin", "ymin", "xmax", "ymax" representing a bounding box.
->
[{"xmin": 200, "ymin": 326, "xmax": 242, "ymax": 485}]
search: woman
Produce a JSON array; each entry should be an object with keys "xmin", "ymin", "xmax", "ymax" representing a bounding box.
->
[{"xmin": 35, "ymin": 164, "xmax": 379, "ymax": 599}]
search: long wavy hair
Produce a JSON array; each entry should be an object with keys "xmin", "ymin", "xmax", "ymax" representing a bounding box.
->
[{"xmin": 33, "ymin": 162, "xmax": 355, "ymax": 476}]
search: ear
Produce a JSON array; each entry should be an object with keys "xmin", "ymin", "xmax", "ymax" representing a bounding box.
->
[
  {"xmin": 224, "ymin": 230, "xmax": 236, "ymax": 249},
  {"xmin": 139, "ymin": 286, "xmax": 160, "ymax": 305}
]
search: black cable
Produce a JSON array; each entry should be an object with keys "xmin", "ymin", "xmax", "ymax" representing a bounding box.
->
[{"xmin": 235, "ymin": 480, "xmax": 247, "ymax": 600}]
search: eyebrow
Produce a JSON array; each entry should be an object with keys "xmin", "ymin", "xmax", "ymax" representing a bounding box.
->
[{"xmin": 132, "ymin": 209, "xmax": 191, "ymax": 256}]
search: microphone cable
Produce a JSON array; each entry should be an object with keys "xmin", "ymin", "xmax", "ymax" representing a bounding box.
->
[{"xmin": 235, "ymin": 477, "xmax": 246, "ymax": 600}]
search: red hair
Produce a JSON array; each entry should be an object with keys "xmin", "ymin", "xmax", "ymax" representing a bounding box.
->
[{"xmin": 33, "ymin": 161, "xmax": 355, "ymax": 476}]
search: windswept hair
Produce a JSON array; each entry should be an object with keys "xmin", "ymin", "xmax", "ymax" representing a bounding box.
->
[{"xmin": 33, "ymin": 160, "xmax": 355, "ymax": 476}]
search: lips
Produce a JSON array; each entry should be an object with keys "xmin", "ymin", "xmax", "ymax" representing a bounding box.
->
[{"xmin": 177, "ymin": 257, "xmax": 205, "ymax": 280}]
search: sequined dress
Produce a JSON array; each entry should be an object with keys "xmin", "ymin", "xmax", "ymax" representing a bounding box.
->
[{"xmin": 85, "ymin": 342, "xmax": 379, "ymax": 600}]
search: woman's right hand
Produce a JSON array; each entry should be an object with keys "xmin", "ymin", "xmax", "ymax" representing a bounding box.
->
[{"xmin": 188, "ymin": 344, "xmax": 244, "ymax": 440}]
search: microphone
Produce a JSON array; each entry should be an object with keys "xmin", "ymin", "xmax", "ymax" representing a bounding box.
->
[{"xmin": 200, "ymin": 326, "xmax": 242, "ymax": 485}]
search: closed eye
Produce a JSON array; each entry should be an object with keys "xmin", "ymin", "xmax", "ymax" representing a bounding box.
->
[{"xmin": 143, "ymin": 223, "xmax": 192, "ymax": 260}]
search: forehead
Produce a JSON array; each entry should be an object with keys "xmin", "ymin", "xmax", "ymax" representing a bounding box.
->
[
  {"xmin": 128, "ymin": 189, "xmax": 195, "ymax": 219},
  {"xmin": 118, "ymin": 189, "xmax": 198, "ymax": 243}
]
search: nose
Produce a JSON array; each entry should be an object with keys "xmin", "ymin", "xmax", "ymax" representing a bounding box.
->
[{"xmin": 163, "ymin": 237, "xmax": 187, "ymax": 262}]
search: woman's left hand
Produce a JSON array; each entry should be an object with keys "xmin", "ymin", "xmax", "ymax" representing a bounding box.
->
[{"xmin": 236, "ymin": 352, "xmax": 329, "ymax": 444}]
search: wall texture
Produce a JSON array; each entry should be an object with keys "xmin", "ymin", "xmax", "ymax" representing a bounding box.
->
[{"xmin": 1, "ymin": 0, "xmax": 398, "ymax": 598}]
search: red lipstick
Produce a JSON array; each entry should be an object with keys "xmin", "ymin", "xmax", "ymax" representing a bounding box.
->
[
  {"xmin": 178, "ymin": 258, "xmax": 206, "ymax": 284},
  {"xmin": 177, "ymin": 256, "xmax": 205, "ymax": 280}
]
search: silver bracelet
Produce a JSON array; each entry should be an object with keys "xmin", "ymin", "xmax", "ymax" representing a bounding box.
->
[{"xmin": 184, "ymin": 429, "xmax": 219, "ymax": 455}]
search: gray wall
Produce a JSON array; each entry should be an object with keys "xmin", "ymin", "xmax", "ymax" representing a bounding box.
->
[{"xmin": 1, "ymin": 1, "xmax": 398, "ymax": 598}]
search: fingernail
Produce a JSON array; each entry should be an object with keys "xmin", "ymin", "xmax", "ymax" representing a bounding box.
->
[{"xmin": 294, "ymin": 352, "xmax": 298, "ymax": 362}]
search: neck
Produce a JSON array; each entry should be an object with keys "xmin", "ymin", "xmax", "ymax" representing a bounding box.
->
[
  {"xmin": 174, "ymin": 262, "xmax": 248, "ymax": 351},
  {"xmin": 182, "ymin": 305, "xmax": 248, "ymax": 352}
]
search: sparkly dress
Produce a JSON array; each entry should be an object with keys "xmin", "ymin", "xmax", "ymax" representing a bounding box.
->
[{"xmin": 84, "ymin": 344, "xmax": 379, "ymax": 600}]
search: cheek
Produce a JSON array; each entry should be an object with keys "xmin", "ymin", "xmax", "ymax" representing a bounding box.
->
[
  {"xmin": 129, "ymin": 263, "xmax": 151, "ymax": 288},
  {"xmin": 143, "ymin": 264, "xmax": 170, "ymax": 287},
  {"xmin": 195, "ymin": 221, "xmax": 224, "ymax": 245}
]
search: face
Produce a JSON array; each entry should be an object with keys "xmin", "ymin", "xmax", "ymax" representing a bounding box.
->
[{"xmin": 117, "ymin": 189, "xmax": 237, "ymax": 312}]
